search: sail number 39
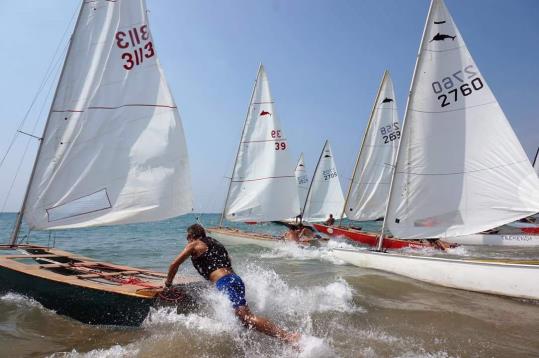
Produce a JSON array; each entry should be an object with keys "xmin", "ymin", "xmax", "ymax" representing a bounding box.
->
[
  {"xmin": 432, "ymin": 65, "xmax": 484, "ymax": 108},
  {"xmin": 115, "ymin": 25, "xmax": 155, "ymax": 70},
  {"xmin": 271, "ymin": 130, "xmax": 286, "ymax": 150}
]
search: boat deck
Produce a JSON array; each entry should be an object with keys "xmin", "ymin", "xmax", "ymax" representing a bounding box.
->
[{"xmin": 0, "ymin": 244, "xmax": 201, "ymax": 299}]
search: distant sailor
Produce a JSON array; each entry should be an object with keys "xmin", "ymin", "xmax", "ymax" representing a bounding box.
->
[
  {"xmin": 324, "ymin": 214, "xmax": 335, "ymax": 226},
  {"xmin": 165, "ymin": 224, "xmax": 299, "ymax": 344}
]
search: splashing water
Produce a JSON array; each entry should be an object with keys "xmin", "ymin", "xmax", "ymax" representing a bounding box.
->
[
  {"xmin": 48, "ymin": 345, "xmax": 140, "ymax": 358},
  {"xmin": 239, "ymin": 263, "xmax": 361, "ymax": 316},
  {"xmin": 139, "ymin": 262, "xmax": 352, "ymax": 356},
  {"xmin": 259, "ymin": 238, "xmax": 361, "ymax": 265}
]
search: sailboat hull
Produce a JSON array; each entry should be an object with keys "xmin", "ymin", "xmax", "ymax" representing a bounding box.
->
[
  {"xmin": 0, "ymin": 245, "xmax": 203, "ymax": 326},
  {"xmin": 313, "ymin": 224, "xmax": 432, "ymax": 249},
  {"xmin": 0, "ymin": 265, "xmax": 153, "ymax": 326},
  {"xmin": 332, "ymin": 248, "xmax": 539, "ymax": 300},
  {"xmin": 207, "ymin": 227, "xmax": 321, "ymax": 249},
  {"xmin": 448, "ymin": 233, "xmax": 539, "ymax": 247}
]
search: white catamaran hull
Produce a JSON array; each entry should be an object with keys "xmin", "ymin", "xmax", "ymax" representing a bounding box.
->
[
  {"xmin": 332, "ymin": 248, "xmax": 539, "ymax": 300},
  {"xmin": 448, "ymin": 234, "xmax": 539, "ymax": 247}
]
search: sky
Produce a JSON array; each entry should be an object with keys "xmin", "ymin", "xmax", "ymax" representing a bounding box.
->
[{"xmin": 0, "ymin": 0, "xmax": 538, "ymax": 213}]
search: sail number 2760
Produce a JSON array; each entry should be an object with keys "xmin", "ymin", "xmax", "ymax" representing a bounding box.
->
[
  {"xmin": 115, "ymin": 25, "xmax": 155, "ymax": 70},
  {"xmin": 432, "ymin": 65, "xmax": 484, "ymax": 108}
]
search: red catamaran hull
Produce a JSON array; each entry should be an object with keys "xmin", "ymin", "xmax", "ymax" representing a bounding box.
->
[{"xmin": 312, "ymin": 224, "xmax": 432, "ymax": 250}]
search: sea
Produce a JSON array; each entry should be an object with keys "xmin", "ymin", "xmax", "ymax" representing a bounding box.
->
[{"xmin": 0, "ymin": 212, "xmax": 538, "ymax": 358}]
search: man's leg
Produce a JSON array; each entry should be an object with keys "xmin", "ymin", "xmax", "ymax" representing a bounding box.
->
[{"xmin": 234, "ymin": 305, "xmax": 299, "ymax": 343}]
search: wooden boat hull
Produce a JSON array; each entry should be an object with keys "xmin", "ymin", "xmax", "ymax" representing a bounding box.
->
[
  {"xmin": 312, "ymin": 224, "xmax": 431, "ymax": 249},
  {"xmin": 449, "ymin": 233, "xmax": 539, "ymax": 247},
  {"xmin": 332, "ymin": 248, "xmax": 539, "ymax": 300},
  {"xmin": 0, "ymin": 245, "xmax": 203, "ymax": 326},
  {"xmin": 207, "ymin": 227, "xmax": 320, "ymax": 249},
  {"xmin": 0, "ymin": 265, "xmax": 153, "ymax": 326}
]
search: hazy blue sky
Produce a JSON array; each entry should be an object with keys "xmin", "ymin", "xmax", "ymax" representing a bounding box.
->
[{"xmin": 0, "ymin": 0, "xmax": 538, "ymax": 213}]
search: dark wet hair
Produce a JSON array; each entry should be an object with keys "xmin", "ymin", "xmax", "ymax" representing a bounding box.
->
[{"xmin": 187, "ymin": 224, "xmax": 206, "ymax": 239}]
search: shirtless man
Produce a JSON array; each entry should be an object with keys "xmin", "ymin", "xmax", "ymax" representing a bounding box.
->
[{"xmin": 165, "ymin": 224, "xmax": 299, "ymax": 344}]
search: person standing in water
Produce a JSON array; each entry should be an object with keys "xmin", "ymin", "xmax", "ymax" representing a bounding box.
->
[{"xmin": 165, "ymin": 224, "xmax": 299, "ymax": 344}]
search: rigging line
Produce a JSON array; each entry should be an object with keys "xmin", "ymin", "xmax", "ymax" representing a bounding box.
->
[
  {"xmin": 0, "ymin": 5, "xmax": 76, "ymax": 171},
  {"xmin": 1, "ymin": 134, "xmax": 37, "ymax": 213},
  {"xmin": 0, "ymin": 54, "xmax": 62, "ymax": 215}
]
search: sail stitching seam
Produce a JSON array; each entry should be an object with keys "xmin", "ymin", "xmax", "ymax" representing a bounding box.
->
[
  {"xmin": 410, "ymin": 100, "xmax": 497, "ymax": 114},
  {"xmin": 241, "ymin": 139, "xmax": 287, "ymax": 143},
  {"xmin": 231, "ymin": 175, "xmax": 295, "ymax": 183},
  {"xmin": 51, "ymin": 104, "xmax": 177, "ymax": 113},
  {"xmin": 397, "ymin": 159, "xmax": 530, "ymax": 176}
]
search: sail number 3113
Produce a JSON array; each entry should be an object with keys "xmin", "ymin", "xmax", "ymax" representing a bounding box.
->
[
  {"xmin": 432, "ymin": 65, "xmax": 484, "ymax": 108},
  {"xmin": 115, "ymin": 25, "xmax": 155, "ymax": 70}
]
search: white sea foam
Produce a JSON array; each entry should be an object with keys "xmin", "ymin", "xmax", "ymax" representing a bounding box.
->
[
  {"xmin": 396, "ymin": 350, "xmax": 455, "ymax": 358},
  {"xmin": 296, "ymin": 334, "xmax": 335, "ymax": 357},
  {"xmin": 0, "ymin": 292, "xmax": 49, "ymax": 310},
  {"xmin": 48, "ymin": 344, "xmax": 139, "ymax": 358},
  {"xmin": 259, "ymin": 238, "xmax": 360, "ymax": 265},
  {"xmin": 239, "ymin": 263, "xmax": 361, "ymax": 317}
]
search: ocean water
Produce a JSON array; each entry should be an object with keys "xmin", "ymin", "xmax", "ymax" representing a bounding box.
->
[{"xmin": 1, "ymin": 213, "xmax": 538, "ymax": 357}]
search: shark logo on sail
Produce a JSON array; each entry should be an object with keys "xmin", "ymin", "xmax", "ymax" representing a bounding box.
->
[
  {"xmin": 260, "ymin": 110, "xmax": 272, "ymax": 117},
  {"xmin": 381, "ymin": 98, "xmax": 393, "ymax": 104},
  {"xmin": 430, "ymin": 33, "xmax": 456, "ymax": 42}
]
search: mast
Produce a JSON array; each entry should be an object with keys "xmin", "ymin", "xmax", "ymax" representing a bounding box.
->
[
  {"xmin": 219, "ymin": 64, "xmax": 262, "ymax": 227},
  {"xmin": 9, "ymin": 1, "xmax": 85, "ymax": 246},
  {"xmin": 376, "ymin": 0, "xmax": 435, "ymax": 251},
  {"xmin": 302, "ymin": 139, "xmax": 328, "ymax": 220},
  {"xmin": 533, "ymin": 146, "xmax": 539, "ymax": 168},
  {"xmin": 339, "ymin": 70, "xmax": 388, "ymax": 227}
]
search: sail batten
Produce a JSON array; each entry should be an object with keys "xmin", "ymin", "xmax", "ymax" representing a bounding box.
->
[
  {"xmin": 224, "ymin": 65, "xmax": 300, "ymax": 222},
  {"xmin": 386, "ymin": 0, "xmax": 539, "ymax": 240},
  {"xmin": 23, "ymin": 0, "xmax": 192, "ymax": 230}
]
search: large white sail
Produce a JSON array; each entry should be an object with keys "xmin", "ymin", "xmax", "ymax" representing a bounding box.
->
[
  {"xmin": 387, "ymin": 0, "xmax": 539, "ymax": 239},
  {"xmin": 295, "ymin": 153, "xmax": 309, "ymax": 209},
  {"xmin": 23, "ymin": 0, "xmax": 192, "ymax": 230},
  {"xmin": 344, "ymin": 71, "xmax": 400, "ymax": 221},
  {"xmin": 224, "ymin": 65, "xmax": 300, "ymax": 222},
  {"xmin": 303, "ymin": 141, "xmax": 346, "ymax": 222}
]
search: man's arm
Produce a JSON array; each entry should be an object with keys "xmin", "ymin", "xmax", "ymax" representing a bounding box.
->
[{"xmin": 164, "ymin": 242, "xmax": 195, "ymax": 287}]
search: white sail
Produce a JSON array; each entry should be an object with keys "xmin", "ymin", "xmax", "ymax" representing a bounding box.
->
[
  {"xmin": 303, "ymin": 141, "xmax": 346, "ymax": 222},
  {"xmin": 295, "ymin": 153, "xmax": 309, "ymax": 209},
  {"xmin": 225, "ymin": 65, "xmax": 300, "ymax": 222},
  {"xmin": 345, "ymin": 71, "xmax": 400, "ymax": 221},
  {"xmin": 387, "ymin": 0, "xmax": 539, "ymax": 239},
  {"xmin": 23, "ymin": 0, "xmax": 192, "ymax": 230}
]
